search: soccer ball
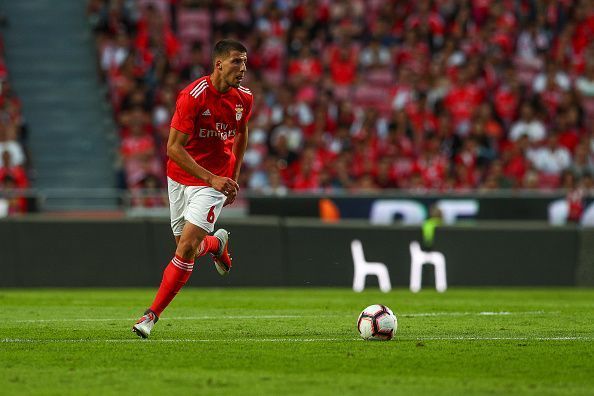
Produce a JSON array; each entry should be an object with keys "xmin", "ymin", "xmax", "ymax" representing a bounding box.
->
[{"xmin": 357, "ymin": 304, "xmax": 397, "ymax": 341}]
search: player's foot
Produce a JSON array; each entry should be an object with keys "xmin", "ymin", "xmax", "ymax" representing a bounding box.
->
[
  {"xmin": 212, "ymin": 229, "xmax": 232, "ymax": 275},
  {"xmin": 132, "ymin": 309, "xmax": 159, "ymax": 339}
]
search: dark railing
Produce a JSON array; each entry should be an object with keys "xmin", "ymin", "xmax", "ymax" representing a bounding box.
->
[{"xmin": 0, "ymin": 188, "xmax": 586, "ymax": 225}]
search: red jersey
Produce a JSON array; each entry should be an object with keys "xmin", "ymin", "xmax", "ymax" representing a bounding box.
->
[{"xmin": 168, "ymin": 76, "xmax": 253, "ymax": 186}]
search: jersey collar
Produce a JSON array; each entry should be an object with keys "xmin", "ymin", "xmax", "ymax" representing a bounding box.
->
[{"xmin": 206, "ymin": 75, "xmax": 233, "ymax": 97}]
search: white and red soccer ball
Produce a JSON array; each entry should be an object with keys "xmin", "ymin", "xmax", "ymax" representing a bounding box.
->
[{"xmin": 357, "ymin": 304, "xmax": 397, "ymax": 341}]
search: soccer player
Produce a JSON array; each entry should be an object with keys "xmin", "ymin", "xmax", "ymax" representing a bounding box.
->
[{"xmin": 132, "ymin": 39, "xmax": 253, "ymax": 338}]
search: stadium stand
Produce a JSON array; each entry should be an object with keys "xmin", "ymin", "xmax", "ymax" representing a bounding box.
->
[
  {"xmin": 88, "ymin": 0, "xmax": 594, "ymax": 195},
  {"xmin": 2, "ymin": 0, "xmax": 118, "ymax": 212},
  {"xmin": 0, "ymin": 24, "xmax": 29, "ymax": 215}
]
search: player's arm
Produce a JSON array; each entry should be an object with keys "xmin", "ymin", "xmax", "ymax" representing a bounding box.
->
[
  {"xmin": 232, "ymin": 125, "xmax": 248, "ymax": 182},
  {"xmin": 167, "ymin": 127, "xmax": 239, "ymax": 194},
  {"xmin": 224, "ymin": 125, "xmax": 249, "ymax": 206}
]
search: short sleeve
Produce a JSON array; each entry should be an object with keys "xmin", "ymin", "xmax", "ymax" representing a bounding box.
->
[
  {"xmin": 245, "ymin": 97, "xmax": 253, "ymax": 122},
  {"xmin": 170, "ymin": 92, "xmax": 199, "ymax": 134}
]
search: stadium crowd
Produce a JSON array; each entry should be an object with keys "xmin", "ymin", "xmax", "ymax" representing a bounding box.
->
[
  {"xmin": 0, "ymin": 28, "xmax": 29, "ymax": 214},
  {"xmin": 87, "ymin": 0, "xmax": 594, "ymax": 195}
]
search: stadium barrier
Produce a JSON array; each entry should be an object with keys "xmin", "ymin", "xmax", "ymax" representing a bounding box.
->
[
  {"xmin": 247, "ymin": 193, "xmax": 594, "ymax": 226},
  {"xmin": 576, "ymin": 229, "xmax": 594, "ymax": 286},
  {"xmin": 0, "ymin": 217, "xmax": 589, "ymax": 287},
  {"xmin": 4, "ymin": 189, "xmax": 592, "ymax": 227}
]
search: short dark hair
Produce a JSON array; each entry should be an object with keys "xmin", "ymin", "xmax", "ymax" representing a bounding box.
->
[{"xmin": 213, "ymin": 39, "xmax": 247, "ymax": 60}]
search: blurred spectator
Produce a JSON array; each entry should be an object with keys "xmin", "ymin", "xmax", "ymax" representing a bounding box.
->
[
  {"xmin": 527, "ymin": 133, "xmax": 571, "ymax": 176},
  {"xmin": 533, "ymin": 62, "xmax": 571, "ymax": 93},
  {"xmin": 509, "ymin": 102, "xmax": 546, "ymax": 142},
  {"xmin": 120, "ymin": 112, "xmax": 163, "ymax": 187},
  {"xmin": 329, "ymin": 44, "xmax": 358, "ymax": 87},
  {"xmin": 179, "ymin": 41, "xmax": 208, "ymax": 83},
  {"xmin": 480, "ymin": 159, "xmax": 514, "ymax": 190},
  {"xmin": 0, "ymin": 151, "xmax": 27, "ymax": 188},
  {"xmin": 353, "ymin": 173, "xmax": 380, "ymax": 192},
  {"xmin": 374, "ymin": 157, "xmax": 397, "ymax": 189},
  {"xmin": 359, "ymin": 37, "xmax": 391, "ymax": 70},
  {"xmin": 0, "ymin": 113, "xmax": 25, "ymax": 167},
  {"xmin": 565, "ymin": 170, "xmax": 584, "ymax": 224},
  {"xmin": 0, "ymin": 150, "xmax": 28, "ymax": 215},
  {"xmin": 100, "ymin": 31, "xmax": 131, "ymax": 73},
  {"xmin": 0, "ymin": 176, "xmax": 27, "ymax": 214},
  {"xmin": 576, "ymin": 62, "xmax": 594, "ymax": 97},
  {"xmin": 503, "ymin": 136, "xmax": 530, "ymax": 186},
  {"xmin": 270, "ymin": 115, "xmax": 304, "ymax": 153},
  {"xmin": 288, "ymin": 46, "xmax": 323, "ymax": 85},
  {"xmin": 0, "ymin": 26, "xmax": 29, "ymax": 214},
  {"xmin": 262, "ymin": 166, "xmax": 288, "ymax": 196},
  {"xmin": 90, "ymin": 0, "xmax": 136, "ymax": 36},
  {"xmin": 581, "ymin": 173, "xmax": 594, "ymax": 194},
  {"xmin": 130, "ymin": 174, "xmax": 167, "ymax": 208},
  {"xmin": 443, "ymin": 63, "xmax": 485, "ymax": 134},
  {"xmin": 569, "ymin": 142, "xmax": 594, "ymax": 178}
]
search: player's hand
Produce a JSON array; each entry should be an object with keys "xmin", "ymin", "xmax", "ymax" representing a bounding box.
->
[
  {"xmin": 211, "ymin": 176, "xmax": 239, "ymax": 197},
  {"xmin": 223, "ymin": 189, "xmax": 237, "ymax": 207}
]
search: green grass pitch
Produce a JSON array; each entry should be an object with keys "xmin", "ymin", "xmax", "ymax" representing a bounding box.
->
[{"xmin": 1, "ymin": 288, "xmax": 593, "ymax": 395}]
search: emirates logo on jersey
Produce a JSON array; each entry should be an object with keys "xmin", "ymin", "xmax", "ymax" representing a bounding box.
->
[
  {"xmin": 235, "ymin": 104, "xmax": 243, "ymax": 121},
  {"xmin": 198, "ymin": 122, "xmax": 237, "ymax": 140}
]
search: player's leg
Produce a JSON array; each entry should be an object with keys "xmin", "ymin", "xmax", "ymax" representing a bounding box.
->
[
  {"xmin": 133, "ymin": 178, "xmax": 191, "ymax": 338},
  {"xmin": 150, "ymin": 222, "xmax": 206, "ymax": 311},
  {"xmin": 194, "ymin": 228, "xmax": 231, "ymax": 276},
  {"xmin": 132, "ymin": 186, "xmax": 228, "ymax": 338},
  {"xmin": 185, "ymin": 187, "xmax": 232, "ymax": 274},
  {"xmin": 175, "ymin": 220, "xmax": 230, "ymax": 273},
  {"xmin": 132, "ymin": 222, "xmax": 206, "ymax": 339},
  {"xmin": 170, "ymin": 219, "xmax": 221, "ymax": 259},
  {"xmin": 210, "ymin": 228, "xmax": 232, "ymax": 275},
  {"xmin": 149, "ymin": 186, "xmax": 230, "ymax": 315}
]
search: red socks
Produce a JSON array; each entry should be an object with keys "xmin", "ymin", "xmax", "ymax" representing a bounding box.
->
[
  {"xmin": 149, "ymin": 255, "xmax": 194, "ymax": 317},
  {"xmin": 196, "ymin": 235, "xmax": 220, "ymax": 257},
  {"xmin": 149, "ymin": 236, "xmax": 220, "ymax": 317}
]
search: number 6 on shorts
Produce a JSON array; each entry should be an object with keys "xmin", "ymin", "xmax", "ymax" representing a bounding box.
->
[{"xmin": 207, "ymin": 205, "xmax": 216, "ymax": 223}]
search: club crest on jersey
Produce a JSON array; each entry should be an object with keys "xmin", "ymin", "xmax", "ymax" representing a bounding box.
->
[{"xmin": 235, "ymin": 104, "xmax": 243, "ymax": 121}]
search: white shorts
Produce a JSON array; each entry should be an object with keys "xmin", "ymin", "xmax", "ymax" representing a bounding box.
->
[{"xmin": 168, "ymin": 177, "xmax": 226, "ymax": 235}]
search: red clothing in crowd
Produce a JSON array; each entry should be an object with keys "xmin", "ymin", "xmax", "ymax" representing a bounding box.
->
[
  {"xmin": 567, "ymin": 188, "xmax": 584, "ymax": 223},
  {"xmin": 406, "ymin": 12, "xmax": 445, "ymax": 37},
  {"xmin": 287, "ymin": 57, "xmax": 323, "ymax": 82},
  {"xmin": 121, "ymin": 134, "xmax": 156, "ymax": 157},
  {"xmin": 413, "ymin": 154, "xmax": 448, "ymax": 188},
  {"xmin": 329, "ymin": 47, "xmax": 358, "ymax": 86},
  {"xmin": 558, "ymin": 128, "xmax": 581, "ymax": 153},
  {"xmin": 444, "ymin": 83, "xmax": 485, "ymax": 125},
  {"xmin": 504, "ymin": 152, "xmax": 528, "ymax": 182},
  {"xmin": 406, "ymin": 103, "xmax": 438, "ymax": 135},
  {"xmin": 0, "ymin": 165, "xmax": 28, "ymax": 188},
  {"xmin": 494, "ymin": 85, "xmax": 519, "ymax": 124}
]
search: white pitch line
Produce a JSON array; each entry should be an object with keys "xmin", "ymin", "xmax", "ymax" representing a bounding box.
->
[
  {"xmin": 402, "ymin": 311, "xmax": 549, "ymax": 317},
  {"xmin": 0, "ymin": 336, "xmax": 592, "ymax": 344},
  {"xmin": 0, "ymin": 338, "xmax": 354, "ymax": 343},
  {"xmin": 411, "ymin": 336, "xmax": 592, "ymax": 341},
  {"xmin": 4, "ymin": 311, "xmax": 550, "ymax": 323},
  {"xmin": 5, "ymin": 315, "xmax": 304, "ymax": 323}
]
